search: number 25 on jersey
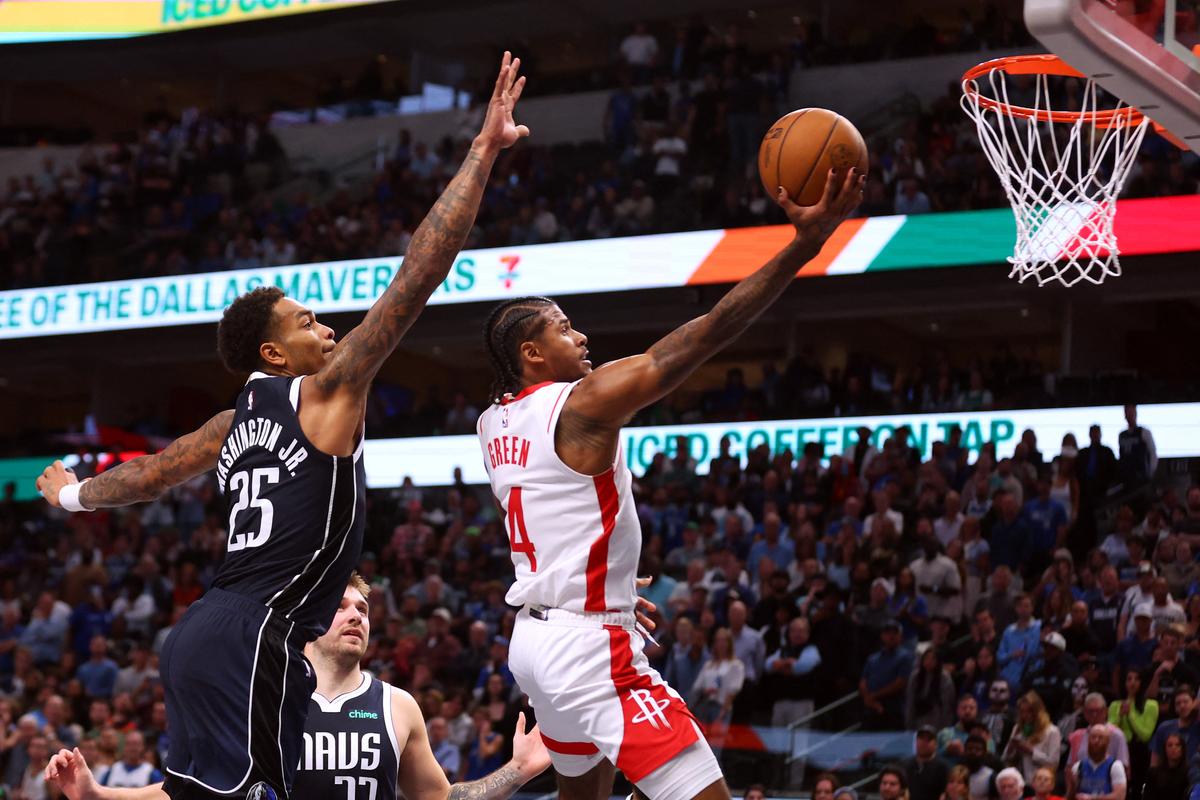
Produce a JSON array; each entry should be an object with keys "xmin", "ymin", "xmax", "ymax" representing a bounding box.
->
[
  {"xmin": 506, "ymin": 487, "xmax": 537, "ymax": 571},
  {"xmin": 227, "ymin": 467, "xmax": 280, "ymax": 552}
]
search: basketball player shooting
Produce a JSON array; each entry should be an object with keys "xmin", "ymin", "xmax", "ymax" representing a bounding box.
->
[
  {"xmin": 44, "ymin": 573, "xmax": 553, "ymax": 800},
  {"xmin": 34, "ymin": 51, "xmax": 530, "ymax": 800},
  {"xmin": 477, "ymin": 168, "xmax": 864, "ymax": 800}
]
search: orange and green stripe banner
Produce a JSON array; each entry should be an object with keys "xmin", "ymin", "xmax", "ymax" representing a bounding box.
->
[
  {"xmin": 688, "ymin": 194, "xmax": 1200, "ymax": 283},
  {"xmin": 0, "ymin": 194, "xmax": 1197, "ymax": 340}
]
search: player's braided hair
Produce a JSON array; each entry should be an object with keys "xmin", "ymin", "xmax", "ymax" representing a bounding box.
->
[
  {"xmin": 216, "ymin": 286, "xmax": 285, "ymax": 375},
  {"xmin": 483, "ymin": 296, "xmax": 555, "ymax": 404}
]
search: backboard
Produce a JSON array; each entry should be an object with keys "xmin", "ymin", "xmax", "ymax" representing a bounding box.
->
[{"xmin": 1025, "ymin": 0, "xmax": 1200, "ymax": 152}]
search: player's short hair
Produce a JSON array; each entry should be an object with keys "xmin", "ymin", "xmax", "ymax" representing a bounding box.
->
[
  {"xmin": 482, "ymin": 296, "xmax": 556, "ymax": 404},
  {"xmin": 347, "ymin": 571, "xmax": 371, "ymax": 598},
  {"xmin": 217, "ymin": 286, "xmax": 285, "ymax": 374}
]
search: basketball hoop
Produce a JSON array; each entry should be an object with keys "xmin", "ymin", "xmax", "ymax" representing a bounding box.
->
[{"xmin": 961, "ymin": 54, "xmax": 1150, "ymax": 287}]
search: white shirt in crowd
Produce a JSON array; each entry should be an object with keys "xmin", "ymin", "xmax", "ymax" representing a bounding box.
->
[{"xmin": 620, "ymin": 32, "xmax": 659, "ymax": 66}]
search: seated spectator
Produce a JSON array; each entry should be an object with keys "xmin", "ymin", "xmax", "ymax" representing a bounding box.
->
[
  {"xmin": 981, "ymin": 681, "xmax": 1014, "ymax": 751},
  {"xmin": 100, "ymin": 730, "xmax": 162, "ymax": 788},
  {"xmin": 1063, "ymin": 601, "xmax": 1102, "ymax": 660},
  {"xmin": 663, "ymin": 616, "xmax": 709, "ymax": 706},
  {"xmin": 427, "ymin": 716, "xmax": 460, "ymax": 780},
  {"xmin": 994, "ymin": 767, "xmax": 1024, "ymax": 800},
  {"xmin": 765, "ymin": 616, "xmax": 821, "ymax": 727},
  {"xmin": 906, "ymin": 724, "xmax": 951, "ymax": 800},
  {"xmin": 1150, "ymin": 685, "xmax": 1200, "ymax": 768},
  {"xmin": 16, "ymin": 734, "xmax": 53, "ymax": 800},
  {"xmin": 940, "ymin": 764, "xmax": 970, "ymax": 800},
  {"xmin": 76, "ymin": 636, "xmax": 119, "ymax": 700},
  {"xmin": 963, "ymin": 733, "xmax": 996, "ymax": 800},
  {"xmin": 1002, "ymin": 691, "xmax": 1061, "ymax": 784},
  {"xmin": 940, "ymin": 694, "xmax": 994, "ymax": 763},
  {"xmin": 860, "ymin": 620, "xmax": 913, "ymax": 730},
  {"xmin": 978, "ymin": 566, "xmax": 1017, "ymax": 633},
  {"xmin": 1143, "ymin": 731, "xmax": 1189, "ymax": 800},
  {"xmin": 1146, "ymin": 625, "xmax": 1197, "ymax": 714},
  {"xmin": 1030, "ymin": 766, "xmax": 1063, "ymax": 800},
  {"xmin": 1110, "ymin": 667, "xmax": 1158, "ymax": 787},
  {"xmin": 1066, "ymin": 724, "xmax": 1128, "ymax": 800},
  {"xmin": 889, "ymin": 567, "xmax": 931, "ymax": 644},
  {"xmin": 879, "ymin": 764, "xmax": 909, "ymax": 800},
  {"xmin": 691, "ymin": 627, "xmax": 745, "ymax": 724},
  {"xmin": 911, "ymin": 536, "xmax": 963, "ymax": 626},
  {"xmin": 463, "ymin": 708, "xmax": 504, "ymax": 781},
  {"xmin": 1020, "ymin": 631, "xmax": 1077, "ymax": 718},
  {"xmin": 1067, "ymin": 693, "xmax": 1131, "ymax": 770},
  {"xmin": 1114, "ymin": 606, "xmax": 1158, "ymax": 695},
  {"xmin": 998, "ymin": 594, "xmax": 1041, "ymax": 689},
  {"xmin": 907, "ymin": 648, "xmax": 957, "ymax": 731}
]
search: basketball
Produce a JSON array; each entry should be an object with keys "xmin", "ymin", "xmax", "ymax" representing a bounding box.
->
[{"xmin": 758, "ymin": 108, "xmax": 869, "ymax": 206}]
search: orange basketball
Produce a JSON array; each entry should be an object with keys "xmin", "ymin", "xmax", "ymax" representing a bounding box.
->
[{"xmin": 758, "ymin": 108, "xmax": 868, "ymax": 206}]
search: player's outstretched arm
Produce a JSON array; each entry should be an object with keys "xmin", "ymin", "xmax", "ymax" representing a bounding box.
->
[
  {"xmin": 45, "ymin": 747, "xmax": 167, "ymax": 800},
  {"xmin": 36, "ymin": 410, "xmax": 234, "ymax": 511},
  {"xmin": 396, "ymin": 684, "xmax": 549, "ymax": 800},
  {"xmin": 562, "ymin": 168, "xmax": 864, "ymax": 431},
  {"xmin": 312, "ymin": 52, "xmax": 529, "ymax": 399}
]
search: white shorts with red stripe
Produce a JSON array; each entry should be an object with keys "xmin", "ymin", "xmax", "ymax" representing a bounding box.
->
[{"xmin": 509, "ymin": 607, "xmax": 724, "ymax": 800}]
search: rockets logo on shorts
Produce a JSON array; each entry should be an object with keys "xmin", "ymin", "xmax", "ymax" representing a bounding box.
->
[{"xmin": 628, "ymin": 689, "xmax": 672, "ymax": 730}]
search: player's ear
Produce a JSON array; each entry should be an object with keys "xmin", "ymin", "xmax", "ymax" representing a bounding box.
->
[
  {"xmin": 259, "ymin": 340, "xmax": 287, "ymax": 370},
  {"xmin": 518, "ymin": 339, "xmax": 543, "ymax": 367}
]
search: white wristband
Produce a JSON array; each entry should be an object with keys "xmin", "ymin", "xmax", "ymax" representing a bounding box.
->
[{"xmin": 59, "ymin": 480, "xmax": 93, "ymax": 513}]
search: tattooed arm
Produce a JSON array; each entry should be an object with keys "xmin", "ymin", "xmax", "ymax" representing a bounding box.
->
[
  {"xmin": 35, "ymin": 409, "xmax": 234, "ymax": 511},
  {"xmin": 556, "ymin": 169, "xmax": 865, "ymax": 475},
  {"xmin": 294, "ymin": 52, "xmax": 528, "ymax": 456},
  {"xmin": 395, "ymin": 685, "xmax": 549, "ymax": 800},
  {"xmin": 317, "ymin": 49, "xmax": 526, "ymax": 392}
]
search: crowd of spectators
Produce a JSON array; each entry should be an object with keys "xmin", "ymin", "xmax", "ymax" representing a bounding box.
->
[
  {"xmin": 366, "ymin": 347, "xmax": 1052, "ymax": 440},
  {"xmin": 3, "ymin": 12, "xmax": 1196, "ymax": 294},
  {"xmin": 0, "ymin": 394, "xmax": 1192, "ymax": 797}
]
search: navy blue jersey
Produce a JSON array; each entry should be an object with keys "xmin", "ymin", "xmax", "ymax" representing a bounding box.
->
[
  {"xmin": 292, "ymin": 674, "xmax": 401, "ymax": 800},
  {"xmin": 213, "ymin": 372, "xmax": 366, "ymax": 641}
]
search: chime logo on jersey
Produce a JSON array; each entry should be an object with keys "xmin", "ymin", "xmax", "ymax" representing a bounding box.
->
[
  {"xmin": 300, "ymin": 731, "xmax": 382, "ymax": 771},
  {"xmin": 628, "ymin": 689, "xmax": 671, "ymax": 730}
]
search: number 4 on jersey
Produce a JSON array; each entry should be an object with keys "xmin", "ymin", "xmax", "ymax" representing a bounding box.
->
[{"xmin": 506, "ymin": 487, "xmax": 537, "ymax": 571}]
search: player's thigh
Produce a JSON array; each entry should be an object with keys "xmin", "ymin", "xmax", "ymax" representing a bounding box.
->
[
  {"xmin": 634, "ymin": 738, "xmax": 727, "ymax": 800},
  {"xmin": 555, "ymin": 758, "xmax": 616, "ymax": 800}
]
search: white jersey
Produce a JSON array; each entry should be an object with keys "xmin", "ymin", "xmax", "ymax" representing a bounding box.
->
[{"xmin": 477, "ymin": 381, "xmax": 641, "ymax": 614}]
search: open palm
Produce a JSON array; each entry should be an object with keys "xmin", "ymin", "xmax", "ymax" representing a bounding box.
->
[
  {"xmin": 776, "ymin": 168, "xmax": 865, "ymax": 243},
  {"xmin": 477, "ymin": 51, "xmax": 530, "ymax": 150}
]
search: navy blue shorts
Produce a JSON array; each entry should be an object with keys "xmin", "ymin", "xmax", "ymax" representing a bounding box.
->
[{"xmin": 160, "ymin": 588, "xmax": 316, "ymax": 800}]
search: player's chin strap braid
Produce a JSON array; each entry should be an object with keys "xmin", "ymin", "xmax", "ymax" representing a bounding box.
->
[{"xmin": 483, "ymin": 297, "xmax": 554, "ymax": 404}]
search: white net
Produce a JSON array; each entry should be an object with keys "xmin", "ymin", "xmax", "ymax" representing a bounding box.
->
[{"xmin": 961, "ymin": 65, "xmax": 1149, "ymax": 287}]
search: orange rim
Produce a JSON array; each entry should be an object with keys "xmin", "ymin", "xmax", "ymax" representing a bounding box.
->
[{"xmin": 962, "ymin": 54, "xmax": 1145, "ymax": 127}]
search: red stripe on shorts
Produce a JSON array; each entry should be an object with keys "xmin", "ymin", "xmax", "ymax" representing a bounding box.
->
[
  {"xmin": 584, "ymin": 470, "xmax": 619, "ymax": 612},
  {"xmin": 540, "ymin": 733, "xmax": 600, "ymax": 755},
  {"xmin": 606, "ymin": 627, "xmax": 699, "ymax": 782}
]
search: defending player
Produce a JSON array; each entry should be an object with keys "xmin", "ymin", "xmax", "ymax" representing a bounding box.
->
[
  {"xmin": 34, "ymin": 51, "xmax": 530, "ymax": 800},
  {"xmin": 477, "ymin": 169, "xmax": 864, "ymax": 800},
  {"xmin": 44, "ymin": 573, "xmax": 552, "ymax": 800}
]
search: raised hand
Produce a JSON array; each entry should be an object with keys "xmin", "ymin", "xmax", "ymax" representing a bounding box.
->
[
  {"xmin": 776, "ymin": 168, "xmax": 865, "ymax": 246},
  {"xmin": 44, "ymin": 747, "xmax": 101, "ymax": 800},
  {"xmin": 476, "ymin": 51, "xmax": 530, "ymax": 151},
  {"xmin": 509, "ymin": 712, "xmax": 551, "ymax": 782}
]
